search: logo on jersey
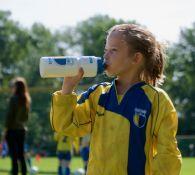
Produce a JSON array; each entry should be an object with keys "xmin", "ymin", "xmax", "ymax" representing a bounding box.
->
[{"xmin": 133, "ymin": 108, "xmax": 147, "ymax": 128}]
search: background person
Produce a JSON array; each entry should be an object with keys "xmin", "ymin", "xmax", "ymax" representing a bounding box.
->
[
  {"xmin": 4, "ymin": 77, "xmax": 31, "ymax": 175},
  {"xmin": 54, "ymin": 132, "xmax": 78, "ymax": 175}
]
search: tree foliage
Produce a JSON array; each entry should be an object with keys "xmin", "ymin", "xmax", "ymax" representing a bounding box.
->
[
  {"xmin": 0, "ymin": 10, "xmax": 195, "ymax": 154},
  {"xmin": 165, "ymin": 23, "xmax": 195, "ymax": 134},
  {"xmin": 0, "ymin": 11, "xmax": 29, "ymax": 85}
]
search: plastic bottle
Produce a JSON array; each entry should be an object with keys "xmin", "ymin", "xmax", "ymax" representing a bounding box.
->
[{"xmin": 39, "ymin": 56, "xmax": 104, "ymax": 78}]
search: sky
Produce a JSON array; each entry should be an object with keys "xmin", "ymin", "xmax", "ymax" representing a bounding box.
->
[{"xmin": 0, "ymin": 0, "xmax": 195, "ymax": 43}]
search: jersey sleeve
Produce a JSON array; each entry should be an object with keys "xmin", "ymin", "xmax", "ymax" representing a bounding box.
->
[
  {"xmin": 151, "ymin": 90, "xmax": 182, "ymax": 175},
  {"xmin": 50, "ymin": 85, "xmax": 101, "ymax": 137}
]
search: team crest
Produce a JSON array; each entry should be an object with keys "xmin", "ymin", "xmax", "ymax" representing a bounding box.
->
[{"xmin": 133, "ymin": 108, "xmax": 147, "ymax": 128}]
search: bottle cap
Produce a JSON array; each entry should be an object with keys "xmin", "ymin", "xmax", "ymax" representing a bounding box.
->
[{"xmin": 97, "ymin": 58, "xmax": 105, "ymax": 74}]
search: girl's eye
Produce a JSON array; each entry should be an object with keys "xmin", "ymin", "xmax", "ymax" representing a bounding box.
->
[
  {"xmin": 104, "ymin": 48, "xmax": 117, "ymax": 54},
  {"xmin": 112, "ymin": 48, "xmax": 117, "ymax": 52}
]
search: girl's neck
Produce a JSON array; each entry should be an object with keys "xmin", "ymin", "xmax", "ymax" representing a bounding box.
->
[{"xmin": 115, "ymin": 74, "xmax": 141, "ymax": 95}]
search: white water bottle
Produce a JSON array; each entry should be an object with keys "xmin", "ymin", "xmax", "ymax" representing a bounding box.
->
[{"xmin": 39, "ymin": 56, "xmax": 104, "ymax": 78}]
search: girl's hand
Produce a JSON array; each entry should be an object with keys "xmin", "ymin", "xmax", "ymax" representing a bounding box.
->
[{"xmin": 61, "ymin": 68, "xmax": 84, "ymax": 94}]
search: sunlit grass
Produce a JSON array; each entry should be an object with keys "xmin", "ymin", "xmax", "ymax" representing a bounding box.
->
[
  {"xmin": 0, "ymin": 156, "xmax": 83, "ymax": 175},
  {"xmin": 0, "ymin": 157, "xmax": 195, "ymax": 175}
]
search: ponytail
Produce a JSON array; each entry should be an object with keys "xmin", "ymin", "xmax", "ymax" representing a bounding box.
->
[{"xmin": 143, "ymin": 42, "xmax": 166, "ymax": 86}]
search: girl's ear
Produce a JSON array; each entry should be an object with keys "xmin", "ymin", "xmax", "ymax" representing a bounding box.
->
[{"xmin": 132, "ymin": 52, "xmax": 144, "ymax": 64}]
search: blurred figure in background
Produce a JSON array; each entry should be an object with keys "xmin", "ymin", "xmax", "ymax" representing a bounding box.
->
[
  {"xmin": 80, "ymin": 135, "xmax": 90, "ymax": 174},
  {"xmin": 0, "ymin": 132, "xmax": 8, "ymax": 158},
  {"xmin": 189, "ymin": 143, "xmax": 195, "ymax": 157},
  {"xmin": 4, "ymin": 77, "xmax": 31, "ymax": 175},
  {"xmin": 24, "ymin": 143, "xmax": 32, "ymax": 169},
  {"xmin": 54, "ymin": 132, "xmax": 77, "ymax": 175},
  {"xmin": 1, "ymin": 139, "xmax": 8, "ymax": 158}
]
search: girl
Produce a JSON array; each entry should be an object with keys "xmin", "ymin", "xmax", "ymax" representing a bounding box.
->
[
  {"xmin": 5, "ymin": 77, "xmax": 31, "ymax": 175},
  {"xmin": 50, "ymin": 24, "xmax": 182, "ymax": 175}
]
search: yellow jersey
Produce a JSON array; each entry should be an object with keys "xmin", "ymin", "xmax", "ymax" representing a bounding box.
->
[{"xmin": 50, "ymin": 81, "xmax": 182, "ymax": 175}]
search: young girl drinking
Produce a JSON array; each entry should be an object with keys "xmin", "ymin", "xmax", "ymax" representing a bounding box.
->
[{"xmin": 50, "ymin": 24, "xmax": 182, "ymax": 175}]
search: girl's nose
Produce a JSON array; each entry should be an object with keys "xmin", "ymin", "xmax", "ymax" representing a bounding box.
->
[{"xmin": 103, "ymin": 51, "xmax": 109, "ymax": 60}]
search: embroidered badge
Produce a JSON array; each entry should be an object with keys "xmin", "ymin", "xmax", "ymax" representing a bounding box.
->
[{"xmin": 133, "ymin": 108, "xmax": 147, "ymax": 128}]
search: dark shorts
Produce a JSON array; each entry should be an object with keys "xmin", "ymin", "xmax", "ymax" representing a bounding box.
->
[
  {"xmin": 80, "ymin": 147, "xmax": 89, "ymax": 161},
  {"xmin": 57, "ymin": 151, "xmax": 71, "ymax": 161}
]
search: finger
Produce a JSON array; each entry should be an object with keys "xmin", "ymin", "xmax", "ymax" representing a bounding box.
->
[{"xmin": 78, "ymin": 67, "xmax": 84, "ymax": 78}]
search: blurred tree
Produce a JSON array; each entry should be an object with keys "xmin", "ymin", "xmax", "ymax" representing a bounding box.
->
[
  {"xmin": 1, "ymin": 9, "xmax": 194, "ymax": 154},
  {"xmin": 0, "ymin": 10, "xmax": 65, "ymax": 88},
  {"xmin": 0, "ymin": 10, "xmax": 30, "ymax": 86},
  {"xmin": 15, "ymin": 23, "xmax": 60, "ymax": 87},
  {"xmin": 165, "ymin": 23, "xmax": 195, "ymax": 134}
]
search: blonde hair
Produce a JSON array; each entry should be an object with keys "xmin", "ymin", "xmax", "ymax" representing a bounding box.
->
[{"xmin": 107, "ymin": 24, "xmax": 166, "ymax": 87}]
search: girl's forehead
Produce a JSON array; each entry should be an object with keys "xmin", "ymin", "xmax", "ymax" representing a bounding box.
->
[
  {"xmin": 106, "ymin": 31, "xmax": 127, "ymax": 46},
  {"xmin": 108, "ymin": 30, "xmax": 123, "ymax": 39}
]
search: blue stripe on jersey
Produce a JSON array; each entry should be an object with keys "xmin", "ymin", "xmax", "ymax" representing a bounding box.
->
[
  {"xmin": 98, "ymin": 81, "xmax": 151, "ymax": 175},
  {"xmin": 77, "ymin": 82, "xmax": 110, "ymax": 104},
  {"xmin": 77, "ymin": 84, "xmax": 99, "ymax": 104}
]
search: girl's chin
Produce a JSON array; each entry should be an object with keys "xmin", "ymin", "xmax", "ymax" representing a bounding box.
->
[{"xmin": 105, "ymin": 70, "xmax": 116, "ymax": 77}]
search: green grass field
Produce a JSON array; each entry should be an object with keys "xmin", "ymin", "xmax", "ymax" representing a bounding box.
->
[
  {"xmin": 0, "ymin": 157, "xmax": 83, "ymax": 175},
  {"xmin": 0, "ymin": 157, "xmax": 194, "ymax": 175}
]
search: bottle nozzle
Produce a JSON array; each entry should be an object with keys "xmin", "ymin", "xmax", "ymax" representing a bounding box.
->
[{"xmin": 97, "ymin": 58, "xmax": 105, "ymax": 74}]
